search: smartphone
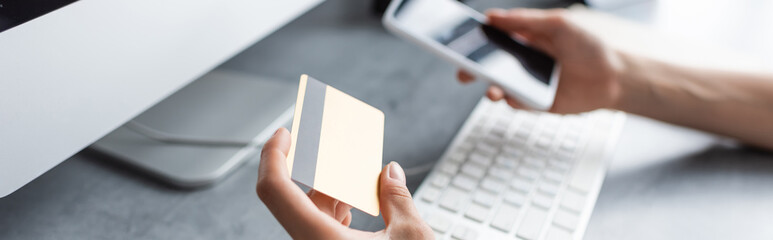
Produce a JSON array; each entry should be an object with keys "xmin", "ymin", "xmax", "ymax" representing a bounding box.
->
[{"xmin": 382, "ymin": 0, "xmax": 560, "ymax": 110}]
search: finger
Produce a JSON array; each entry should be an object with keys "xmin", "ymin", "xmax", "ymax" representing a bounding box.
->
[
  {"xmin": 504, "ymin": 96, "xmax": 531, "ymax": 110},
  {"xmin": 256, "ymin": 128, "xmax": 344, "ymax": 238},
  {"xmin": 334, "ymin": 202, "xmax": 353, "ymax": 225},
  {"xmin": 379, "ymin": 162, "xmax": 422, "ymax": 226},
  {"xmin": 457, "ymin": 70, "xmax": 475, "ymax": 84},
  {"xmin": 307, "ymin": 188, "xmax": 353, "ymax": 224},
  {"xmin": 511, "ymin": 32, "xmax": 537, "ymax": 46},
  {"xmin": 260, "ymin": 128, "xmax": 291, "ymax": 162},
  {"xmin": 486, "ymin": 86, "xmax": 506, "ymax": 101},
  {"xmin": 486, "ymin": 8, "xmax": 567, "ymax": 55},
  {"xmin": 341, "ymin": 212, "xmax": 352, "ymax": 227},
  {"xmin": 486, "ymin": 8, "xmax": 566, "ymax": 35},
  {"xmin": 512, "ymin": 33, "xmax": 555, "ymax": 56},
  {"xmin": 379, "ymin": 162, "xmax": 434, "ymax": 239},
  {"xmin": 308, "ymin": 190, "xmax": 339, "ymax": 218}
]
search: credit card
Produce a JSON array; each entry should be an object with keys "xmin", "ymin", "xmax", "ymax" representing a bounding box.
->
[{"xmin": 285, "ymin": 75, "xmax": 384, "ymax": 217}]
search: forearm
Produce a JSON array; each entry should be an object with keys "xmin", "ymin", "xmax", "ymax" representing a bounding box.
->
[{"xmin": 614, "ymin": 51, "xmax": 773, "ymax": 150}]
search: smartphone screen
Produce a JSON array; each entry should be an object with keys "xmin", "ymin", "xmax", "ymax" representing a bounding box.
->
[{"xmin": 392, "ymin": 0, "xmax": 556, "ymax": 84}]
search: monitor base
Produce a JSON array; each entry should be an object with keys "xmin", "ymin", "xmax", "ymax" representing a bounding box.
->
[{"xmin": 91, "ymin": 70, "xmax": 296, "ymax": 188}]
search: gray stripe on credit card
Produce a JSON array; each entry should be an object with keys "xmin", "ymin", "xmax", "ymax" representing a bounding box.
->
[{"xmin": 291, "ymin": 77, "xmax": 327, "ymax": 186}]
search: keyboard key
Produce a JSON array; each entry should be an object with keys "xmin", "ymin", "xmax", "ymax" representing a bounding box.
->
[
  {"xmin": 464, "ymin": 203, "xmax": 490, "ymax": 223},
  {"xmin": 461, "ymin": 163, "xmax": 486, "ymax": 179},
  {"xmin": 484, "ymin": 131, "xmax": 504, "ymax": 142},
  {"xmin": 468, "ymin": 153, "xmax": 493, "ymax": 167},
  {"xmin": 494, "ymin": 156, "xmax": 518, "ymax": 169},
  {"xmin": 426, "ymin": 213, "xmax": 452, "ymax": 233},
  {"xmin": 490, "ymin": 204, "xmax": 519, "ymax": 232},
  {"xmin": 556, "ymin": 150, "xmax": 575, "ymax": 161},
  {"xmin": 510, "ymin": 177, "xmax": 534, "ymax": 193},
  {"xmin": 472, "ymin": 191, "xmax": 497, "ymax": 208},
  {"xmin": 439, "ymin": 188, "xmax": 469, "ymax": 213},
  {"xmin": 560, "ymin": 139, "xmax": 578, "ymax": 153},
  {"xmin": 421, "ymin": 187, "xmax": 441, "ymax": 203},
  {"xmin": 451, "ymin": 225, "xmax": 479, "ymax": 240},
  {"xmin": 553, "ymin": 209, "xmax": 580, "ymax": 232},
  {"xmin": 538, "ymin": 181, "xmax": 560, "ymax": 197},
  {"xmin": 491, "ymin": 128, "xmax": 507, "ymax": 140},
  {"xmin": 440, "ymin": 162, "xmax": 460, "ymax": 175},
  {"xmin": 531, "ymin": 148, "xmax": 550, "ymax": 159},
  {"xmin": 447, "ymin": 151, "xmax": 467, "ymax": 163},
  {"xmin": 532, "ymin": 192, "xmax": 555, "ymax": 209},
  {"xmin": 464, "ymin": 136, "xmax": 479, "ymax": 146},
  {"xmin": 488, "ymin": 167, "xmax": 514, "ymax": 181},
  {"xmin": 541, "ymin": 128, "xmax": 557, "ymax": 139},
  {"xmin": 503, "ymin": 191, "xmax": 527, "ymax": 207},
  {"xmin": 516, "ymin": 207, "xmax": 548, "ymax": 240},
  {"xmin": 452, "ymin": 175, "xmax": 478, "ymax": 191},
  {"xmin": 516, "ymin": 167, "xmax": 540, "ymax": 180},
  {"xmin": 481, "ymin": 178, "xmax": 506, "ymax": 194},
  {"xmin": 475, "ymin": 142, "xmax": 499, "ymax": 157},
  {"xmin": 545, "ymin": 226, "xmax": 573, "ymax": 240},
  {"xmin": 501, "ymin": 145, "xmax": 524, "ymax": 158},
  {"xmin": 457, "ymin": 141, "xmax": 475, "ymax": 152},
  {"xmin": 514, "ymin": 127, "xmax": 531, "ymax": 140},
  {"xmin": 492, "ymin": 121, "xmax": 508, "ymax": 132},
  {"xmin": 560, "ymin": 190, "xmax": 586, "ymax": 213},
  {"xmin": 543, "ymin": 168, "xmax": 565, "ymax": 184},
  {"xmin": 470, "ymin": 124, "xmax": 485, "ymax": 137},
  {"xmin": 494, "ymin": 117, "xmax": 511, "ymax": 129},
  {"xmin": 564, "ymin": 129, "xmax": 581, "ymax": 141},
  {"xmin": 431, "ymin": 174, "xmax": 451, "ymax": 188},
  {"xmin": 548, "ymin": 158, "xmax": 571, "ymax": 169},
  {"xmin": 536, "ymin": 135, "xmax": 552, "ymax": 149},
  {"xmin": 522, "ymin": 157, "xmax": 547, "ymax": 169}
]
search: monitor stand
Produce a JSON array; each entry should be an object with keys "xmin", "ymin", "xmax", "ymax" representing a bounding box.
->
[{"xmin": 91, "ymin": 70, "xmax": 296, "ymax": 188}]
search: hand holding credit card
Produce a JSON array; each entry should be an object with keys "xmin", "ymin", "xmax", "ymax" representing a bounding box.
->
[{"xmin": 285, "ymin": 75, "xmax": 384, "ymax": 216}]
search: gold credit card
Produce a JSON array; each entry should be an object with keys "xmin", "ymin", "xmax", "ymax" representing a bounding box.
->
[{"xmin": 286, "ymin": 75, "xmax": 384, "ymax": 217}]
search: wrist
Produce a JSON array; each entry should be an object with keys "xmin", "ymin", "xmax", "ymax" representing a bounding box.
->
[{"xmin": 609, "ymin": 50, "xmax": 649, "ymax": 114}]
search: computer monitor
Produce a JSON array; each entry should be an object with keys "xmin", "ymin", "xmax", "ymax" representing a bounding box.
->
[{"xmin": 0, "ymin": 0, "xmax": 322, "ymax": 197}]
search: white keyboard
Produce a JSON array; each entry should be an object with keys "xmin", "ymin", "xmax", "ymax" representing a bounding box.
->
[{"xmin": 414, "ymin": 98, "xmax": 626, "ymax": 240}]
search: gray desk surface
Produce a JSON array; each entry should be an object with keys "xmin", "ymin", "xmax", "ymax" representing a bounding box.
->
[{"xmin": 2, "ymin": 0, "xmax": 772, "ymax": 239}]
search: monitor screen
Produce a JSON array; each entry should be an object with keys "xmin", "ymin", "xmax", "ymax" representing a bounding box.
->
[{"xmin": 0, "ymin": 0, "xmax": 79, "ymax": 33}]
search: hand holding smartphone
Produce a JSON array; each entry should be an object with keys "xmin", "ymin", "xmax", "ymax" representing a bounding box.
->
[{"xmin": 383, "ymin": 0, "xmax": 560, "ymax": 110}]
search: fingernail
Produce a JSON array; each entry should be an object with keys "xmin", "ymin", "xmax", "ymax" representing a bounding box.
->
[
  {"xmin": 388, "ymin": 162, "xmax": 405, "ymax": 184},
  {"xmin": 273, "ymin": 128, "xmax": 282, "ymax": 136}
]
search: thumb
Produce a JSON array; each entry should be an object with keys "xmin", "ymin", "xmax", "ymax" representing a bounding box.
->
[{"xmin": 379, "ymin": 162, "xmax": 423, "ymax": 225}]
